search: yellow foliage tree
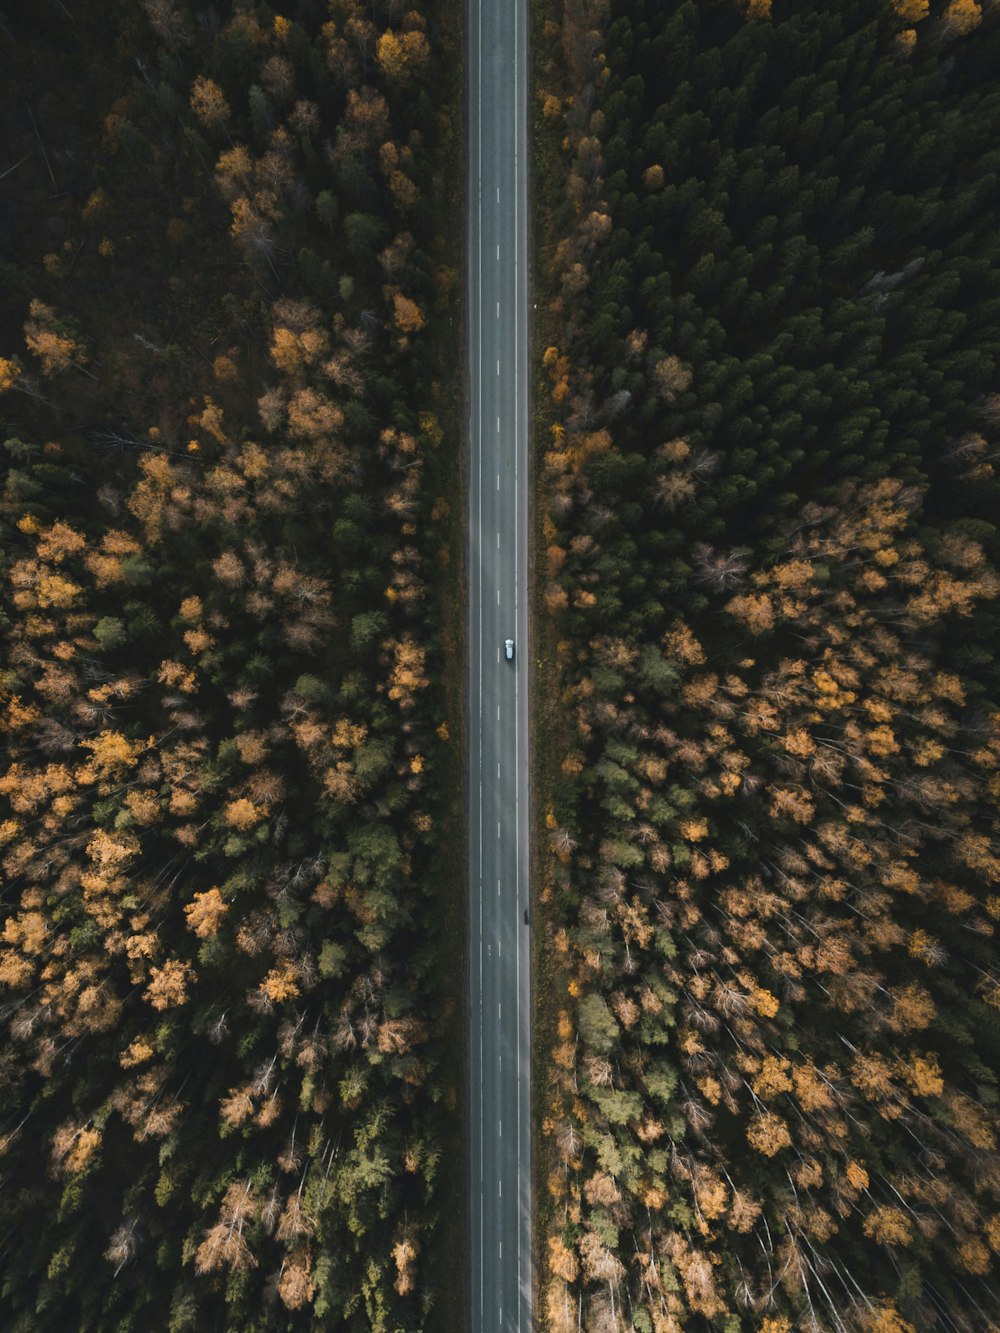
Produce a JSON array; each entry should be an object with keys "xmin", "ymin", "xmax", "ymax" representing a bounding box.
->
[
  {"xmin": 388, "ymin": 289, "xmax": 426, "ymax": 334},
  {"xmin": 120, "ymin": 1036, "xmax": 155, "ymax": 1068},
  {"xmin": 51, "ymin": 1123, "xmax": 101, "ymax": 1175},
  {"xmin": 190, "ymin": 75, "xmax": 230, "ymax": 129},
  {"xmin": 225, "ymin": 798, "xmax": 265, "ymax": 830},
  {"xmin": 898, "ymin": 1051, "xmax": 944, "ymax": 1097},
  {"xmin": 863, "ymin": 1204, "xmax": 913, "ymax": 1246},
  {"xmin": 943, "ymin": 0, "xmax": 982, "ymax": 34},
  {"xmin": 0, "ymin": 357, "xmax": 21, "ymax": 393},
  {"xmin": 391, "ymin": 1230, "xmax": 419, "ymax": 1296},
  {"xmin": 278, "ymin": 1250, "xmax": 317, "ymax": 1308},
  {"xmin": 79, "ymin": 730, "xmax": 147, "ymax": 779},
  {"xmin": 747, "ymin": 1110, "xmax": 791, "ymax": 1156},
  {"xmin": 891, "ymin": 0, "xmax": 928, "ymax": 20},
  {"xmin": 145, "ymin": 959, "xmax": 193, "ymax": 1010},
  {"xmin": 184, "ymin": 888, "xmax": 229, "ymax": 938},
  {"xmin": 24, "ymin": 301, "xmax": 86, "ymax": 376},
  {"xmin": 752, "ymin": 1055, "xmax": 793, "ymax": 1099},
  {"xmin": 36, "ymin": 521, "xmax": 86, "ymax": 564},
  {"xmin": 376, "ymin": 29, "xmax": 430, "ymax": 81},
  {"xmin": 259, "ymin": 963, "xmax": 300, "ymax": 1003},
  {"xmin": 547, "ymin": 1234, "xmax": 579, "ymax": 1282},
  {"xmin": 194, "ymin": 1181, "xmax": 259, "ymax": 1274},
  {"xmin": 862, "ymin": 1303, "xmax": 917, "ymax": 1333},
  {"xmin": 387, "ymin": 637, "xmax": 429, "ymax": 707}
]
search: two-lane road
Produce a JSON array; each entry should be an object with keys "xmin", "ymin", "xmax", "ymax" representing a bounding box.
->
[{"xmin": 466, "ymin": 0, "xmax": 531, "ymax": 1323}]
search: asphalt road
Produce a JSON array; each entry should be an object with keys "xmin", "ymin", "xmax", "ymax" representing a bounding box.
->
[{"xmin": 466, "ymin": 0, "xmax": 531, "ymax": 1323}]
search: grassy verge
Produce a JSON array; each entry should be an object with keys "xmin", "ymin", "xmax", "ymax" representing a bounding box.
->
[
  {"xmin": 529, "ymin": 2, "xmax": 574, "ymax": 1324},
  {"xmin": 421, "ymin": 0, "xmax": 467, "ymax": 1325}
]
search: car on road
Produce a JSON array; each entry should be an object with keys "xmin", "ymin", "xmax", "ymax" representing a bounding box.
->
[{"xmin": 504, "ymin": 638, "xmax": 515, "ymax": 661}]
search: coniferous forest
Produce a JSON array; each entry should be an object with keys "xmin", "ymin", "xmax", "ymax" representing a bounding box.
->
[
  {"xmin": 536, "ymin": 0, "xmax": 1000, "ymax": 1329},
  {"xmin": 3, "ymin": 0, "xmax": 1000, "ymax": 1329},
  {"xmin": 0, "ymin": 2, "xmax": 461, "ymax": 1329}
]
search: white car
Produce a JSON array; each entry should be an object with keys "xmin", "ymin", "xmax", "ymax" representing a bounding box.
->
[{"xmin": 504, "ymin": 638, "xmax": 515, "ymax": 661}]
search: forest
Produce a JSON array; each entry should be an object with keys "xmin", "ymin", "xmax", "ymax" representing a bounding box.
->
[
  {"xmin": 0, "ymin": 1, "xmax": 462, "ymax": 1330},
  {"xmin": 535, "ymin": 0, "xmax": 1000, "ymax": 1329}
]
